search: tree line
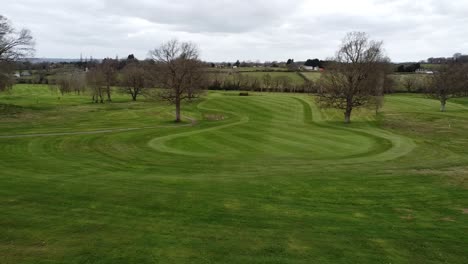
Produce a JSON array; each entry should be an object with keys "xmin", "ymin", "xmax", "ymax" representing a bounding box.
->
[
  {"xmin": 1, "ymin": 15, "xmax": 468, "ymax": 124},
  {"xmin": 207, "ymin": 72, "xmax": 316, "ymax": 93},
  {"xmin": 52, "ymin": 40, "xmax": 206, "ymax": 122}
]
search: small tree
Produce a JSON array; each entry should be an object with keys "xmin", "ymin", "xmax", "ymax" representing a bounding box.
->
[
  {"xmin": 100, "ymin": 58, "xmax": 117, "ymax": 102},
  {"xmin": 149, "ymin": 40, "xmax": 206, "ymax": 122},
  {"xmin": 425, "ymin": 63, "xmax": 466, "ymax": 112},
  {"xmin": 402, "ymin": 75, "xmax": 419, "ymax": 92},
  {"xmin": 87, "ymin": 67, "xmax": 105, "ymax": 103},
  {"xmin": 316, "ymin": 32, "xmax": 388, "ymax": 123},
  {"xmin": 120, "ymin": 62, "xmax": 147, "ymax": 101},
  {"xmin": 56, "ymin": 70, "xmax": 86, "ymax": 95},
  {"xmin": 262, "ymin": 73, "xmax": 272, "ymax": 92}
]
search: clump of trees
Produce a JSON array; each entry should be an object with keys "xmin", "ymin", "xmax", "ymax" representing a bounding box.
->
[
  {"xmin": 304, "ymin": 59, "xmax": 326, "ymax": 68},
  {"xmin": 55, "ymin": 70, "xmax": 86, "ymax": 95},
  {"xmin": 396, "ymin": 63, "xmax": 420, "ymax": 73},
  {"xmin": 0, "ymin": 15, "xmax": 34, "ymax": 91},
  {"xmin": 316, "ymin": 32, "xmax": 391, "ymax": 123},
  {"xmin": 424, "ymin": 63, "xmax": 468, "ymax": 112},
  {"xmin": 86, "ymin": 60, "xmax": 113, "ymax": 103},
  {"xmin": 206, "ymin": 72, "xmax": 316, "ymax": 93},
  {"xmin": 427, "ymin": 53, "xmax": 468, "ymax": 64}
]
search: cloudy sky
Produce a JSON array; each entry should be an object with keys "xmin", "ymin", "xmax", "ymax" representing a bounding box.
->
[{"xmin": 3, "ymin": 0, "xmax": 468, "ymax": 62}]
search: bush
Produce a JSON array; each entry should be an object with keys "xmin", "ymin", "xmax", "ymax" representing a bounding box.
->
[{"xmin": 239, "ymin": 92, "xmax": 249, "ymax": 96}]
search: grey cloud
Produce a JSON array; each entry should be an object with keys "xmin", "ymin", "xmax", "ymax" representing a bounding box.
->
[{"xmin": 2, "ymin": 0, "xmax": 468, "ymax": 62}]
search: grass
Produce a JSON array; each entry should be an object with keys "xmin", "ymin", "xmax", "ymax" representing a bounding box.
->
[
  {"xmin": 241, "ymin": 72, "xmax": 305, "ymax": 84},
  {"xmin": 299, "ymin": 71, "xmax": 322, "ymax": 81},
  {"xmin": 238, "ymin": 67, "xmax": 289, "ymax": 72},
  {"xmin": 1, "ymin": 84, "xmax": 467, "ymax": 263}
]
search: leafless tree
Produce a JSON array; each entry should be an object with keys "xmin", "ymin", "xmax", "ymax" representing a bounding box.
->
[
  {"xmin": 0, "ymin": 62, "xmax": 14, "ymax": 91},
  {"xmin": 100, "ymin": 58, "xmax": 118, "ymax": 102},
  {"xmin": 425, "ymin": 63, "xmax": 466, "ymax": 112},
  {"xmin": 0, "ymin": 15, "xmax": 34, "ymax": 62},
  {"xmin": 316, "ymin": 32, "xmax": 388, "ymax": 123},
  {"xmin": 149, "ymin": 40, "xmax": 206, "ymax": 122},
  {"xmin": 402, "ymin": 75, "xmax": 421, "ymax": 92},
  {"xmin": 0, "ymin": 15, "xmax": 34, "ymax": 91},
  {"xmin": 55, "ymin": 70, "xmax": 86, "ymax": 95},
  {"xmin": 464, "ymin": 66, "xmax": 468, "ymax": 96},
  {"xmin": 262, "ymin": 73, "xmax": 272, "ymax": 92},
  {"xmin": 120, "ymin": 62, "xmax": 147, "ymax": 101},
  {"xmin": 87, "ymin": 68, "xmax": 105, "ymax": 103}
]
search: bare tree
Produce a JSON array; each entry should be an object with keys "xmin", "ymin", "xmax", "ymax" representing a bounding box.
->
[
  {"xmin": 0, "ymin": 62, "xmax": 14, "ymax": 91},
  {"xmin": 425, "ymin": 63, "xmax": 466, "ymax": 112},
  {"xmin": 402, "ymin": 76, "xmax": 415, "ymax": 92},
  {"xmin": 0, "ymin": 15, "xmax": 34, "ymax": 61},
  {"xmin": 0, "ymin": 15, "xmax": 34, "ymax": 91},
  {"xmin": 87, "ymin": 68, "xmax": 105, "ymax": 103},
  {"xmin": 149, "ymin": 40, "xmax": 206, "ymax": 122},
  {"xmin": 100, "ymin": 58, "xmax": 118, "ymax": 102},
  {"xmin": 262, "ymin": 73, "xmax": 272, "ymax": 92},
  {"xmin": 120, "ymin": 62, "xmax": 147, "ymax": 101},
  {"xmin": 55, "ymin": 70, "xmax": 86, "ymax": 95},
  {"xmin": 316, "ymin": 32, "xmax": 388, "ymax": 123}
]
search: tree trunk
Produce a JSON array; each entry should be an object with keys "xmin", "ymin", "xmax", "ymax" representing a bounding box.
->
[
  {"xmin": 344, "ymin": 96, "xmax": 353, "ymax": 123},
  {"xmin": 440, "ymin": 100, "xmax": 446, "ymax": 112},
  {"xmin": 106, "ymin": 85, "xmax": 112, "ymax": 102},
  {"xmin": 344, "ymin": 109, "xmax": 352, "ymax": 123},
  {"xmin": 175, "ymin": 97, "xmax": 181, "ymax": 122}
]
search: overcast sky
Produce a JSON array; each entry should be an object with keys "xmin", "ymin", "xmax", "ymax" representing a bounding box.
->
[{"xmin": 3, "ymin": 0, "xmax": 468, "ymax": 62}]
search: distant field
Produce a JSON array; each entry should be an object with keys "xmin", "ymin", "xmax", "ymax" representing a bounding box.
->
[
  {"xmin": 1, "ymin": 84, "xmax": 467, "ymax": 263},
  {"xmin": 241, "ymin": 71, "xmax": 305, "ymax": 84},
  {"xmin": 420, "ymin": 63, "xmax": 444, "ymax": 70},
  {"xmin": 300, "ymin": 71, "xmax": 322, "ymax": 81},
  {"xmin": 236, "ymin": 67, "xmax": 288, "ymax": 72}
]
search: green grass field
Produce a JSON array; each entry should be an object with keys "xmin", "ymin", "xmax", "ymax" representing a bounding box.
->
[
  {"xmin": 1, "ymin": 85, "xmax": 467, "ymax": 263},
  {"xmin": 241, "ymin": 72, "xmax": 305, "ymax": 84},
  {"xmin": 299, "ymin": 71, "xmax": 322, "ymax": 82}
]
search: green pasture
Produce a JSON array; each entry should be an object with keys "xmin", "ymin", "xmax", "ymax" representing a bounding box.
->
[
  {"xmin": 1, "ymin": 85, "xmax": 467, "ymax": 263},
  {"xmin": 241, "ymin": 71, "xmax": 305, "ymax": 84}
]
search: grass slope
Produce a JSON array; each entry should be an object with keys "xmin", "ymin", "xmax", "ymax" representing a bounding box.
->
[
  {"xmin": 1, "ymin": 85, "xmax": 467, "ymax": 264},
  {"xmin": 241, "ymin": 72, "xmax": 305, "ymax": 84}
]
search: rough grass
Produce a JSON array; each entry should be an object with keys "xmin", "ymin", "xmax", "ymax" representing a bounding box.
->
[
  {"xmin": 299, "ymin": 71, "xmax": 322, "ymax": 81},
  {"xmin": 1, "ymin": 85, "xmax": 467, "ymax": 264},
  {"xmin": 240, "ymin": 72, "xmax": 305, "ymax": 85}
]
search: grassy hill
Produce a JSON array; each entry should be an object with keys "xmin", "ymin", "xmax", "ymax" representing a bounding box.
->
[{"xmin": 1, "ymin": 85, "xmax": 467, "ymax": 263}]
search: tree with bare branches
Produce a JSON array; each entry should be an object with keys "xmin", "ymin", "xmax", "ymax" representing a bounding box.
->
[
  {"xmin": 100, "ymin": 58, "xmax": 118, "ymax": 102},
  {"xmin": 87, "ymin": 68, "xmax": 105, "ymax": 103},
  {"xmin": 149, "ymin": 40, "xmax": 206, "ymax": 122},
  {"xmin": 0, "ymin": 15, "xmax": 34, "ymax": 91},
  {"xmin": 120, "ymin": 62, "xmax": 147, "ymax": 101},
  {"xmin": 316, "ymin": 32, "xmax": 388, "ymax": 123},
  {"xmin": 0, "ymin": 15, "xmax": 34, "ymax": 61},
  {"xmin": 262, "ymin": 73, "xmax": 272, "ymax": 92},
  {"xmin": 55, "ymin": 70, "xmax": 86, "ymax": 95},
  {"xmin": 425, "ymin": 63, "xmax": 466, "ymax": 112}
]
